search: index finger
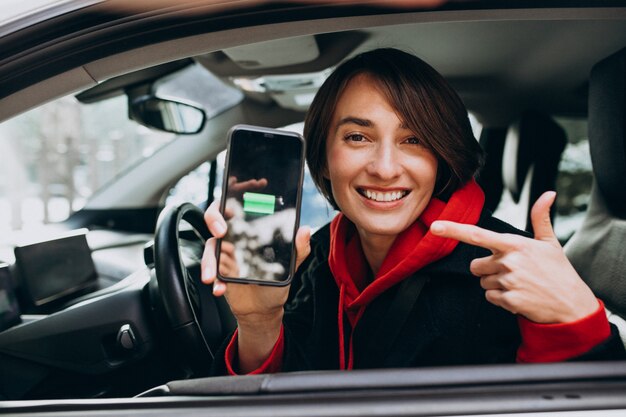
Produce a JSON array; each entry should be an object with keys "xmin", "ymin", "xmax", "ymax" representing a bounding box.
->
[{"xmin": 430, "ymin": 220, "xmax": 518, "ymax": 253}]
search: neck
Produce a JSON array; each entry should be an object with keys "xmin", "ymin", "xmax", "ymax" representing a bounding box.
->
[{"xmin": 357, "ymin": 230, "xmax": 397, "ymax": 276}]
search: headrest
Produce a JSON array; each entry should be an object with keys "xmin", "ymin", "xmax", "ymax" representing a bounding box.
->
[
  {"xmin": 502, "ymin": 111, "xmax": 567, "ymax": 203},
  {"xmin": 588, "ymin": 47, "xmax": 626, "ymax": 218},
  {"xmin": 477, "ymin": 128, "xmax": 507, "ymax": 212}
]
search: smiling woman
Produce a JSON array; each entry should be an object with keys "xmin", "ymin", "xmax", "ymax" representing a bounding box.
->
[
  {"xmin": 202, "ymin": 48, "xmax": 625, "ymax": 376},
  {"xmin": 323, "ymin": 73, "xmax": 440, "ymax": 262},
  {"xmin": 2, "ymin": 1, "xmax": 626, "ymax": 414}
]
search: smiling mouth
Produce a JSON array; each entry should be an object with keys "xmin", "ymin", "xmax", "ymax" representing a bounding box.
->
[{"xmin": 357, "ymin": 188, "xmax": 410, "ymax": 202}]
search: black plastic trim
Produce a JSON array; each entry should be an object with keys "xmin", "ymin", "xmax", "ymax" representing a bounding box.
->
[
  {"xmin": 65, "ymin": 207, "xmax": 162, "ymax": 234},
  {"xmin": 0, "ymin": 270, "xmax": 153, "ymax": 374}
]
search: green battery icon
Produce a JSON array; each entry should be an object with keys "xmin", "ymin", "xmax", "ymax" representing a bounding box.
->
[{"xmin": 243, "ymin": 192, "xmax": 276, "ymax": 215}]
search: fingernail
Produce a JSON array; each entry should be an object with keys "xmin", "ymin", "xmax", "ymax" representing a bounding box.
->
[
  {"xmin": 211, "ymin": 220, "xmax": 226, "ymax": 236},
  {"xmin": 431, "ymin": 222, "xmax": 444, "ymax": 234},
  {"xmin": 203, "ymin": 266, "xmax": 214, "ymax": 283},
  {"xmin": 213, "ymin": 281, "xmax": 224, "ymax": 294}
]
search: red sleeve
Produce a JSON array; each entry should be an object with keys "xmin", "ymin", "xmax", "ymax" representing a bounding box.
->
[
  {"xmin": 224, "ymin": 325, "xmax": 285, "ymax": 375},
  {"xmin": 516, "ymin": 299, "xmax": 611, "ymax": 363}
]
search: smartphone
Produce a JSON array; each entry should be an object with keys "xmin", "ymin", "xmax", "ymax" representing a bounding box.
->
[{"xmin": 216, "ymin": 125, "xmax": 305, "ymax": 286}]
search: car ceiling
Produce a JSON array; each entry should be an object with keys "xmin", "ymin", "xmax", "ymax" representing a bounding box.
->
[
  {"xmin": 2, "ymin": 3, "xmax": 626, "ymax": 125},
  {"xmin": 197, "ymin": 18, "xmax": 626, "ymax": 124},
  {"xmin": 80, "ymin": 12, "xmax": 626, "ymax": 127}
]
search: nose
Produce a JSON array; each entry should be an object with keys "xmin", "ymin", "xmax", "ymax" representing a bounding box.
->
[{"xmin": 366, "ymin": 141, "xmax": 402, "ymax": 180}]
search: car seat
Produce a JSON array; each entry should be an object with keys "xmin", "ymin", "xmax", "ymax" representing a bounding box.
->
[
  {"xmin": 565, "ymin": 47, "xmax": 626, "ymax": 344},
  {"xmin": 477, "ymin": 127, "xmax": 507, "ymax": 213},
  {"xmin": 488, "ymin": 111, "xmax": 567, "ymax": 232}
]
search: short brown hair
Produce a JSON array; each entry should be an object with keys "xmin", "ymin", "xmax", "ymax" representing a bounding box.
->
[{"xmin": 304, "ymin": 48, "xmax": 483, "ymax": 209}]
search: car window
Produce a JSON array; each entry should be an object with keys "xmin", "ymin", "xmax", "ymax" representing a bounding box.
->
[
  {"xmin": 0, "ymin": 95, "xmax": 173, "ymax": 233},
  {"xmin": 0, "ymin": 65, "xmax": 241, "ymax": 233}
]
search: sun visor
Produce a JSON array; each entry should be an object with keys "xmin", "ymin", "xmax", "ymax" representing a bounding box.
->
[
  {"xmin": 196, "ymin": 32, "xmax": 367, "ymax": 77},
  {"xmin": 223, "ymin": 36, "xmax": 320, "ymax": 70}
]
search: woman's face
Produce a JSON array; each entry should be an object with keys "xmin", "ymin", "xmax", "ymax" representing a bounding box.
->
[{"xmin": 325, "ymin": 74, "xmax": 438, "ymax": 241}]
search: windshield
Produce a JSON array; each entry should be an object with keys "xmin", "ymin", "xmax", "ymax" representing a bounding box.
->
[{"xmin": 0, "ymin": 64, "xmax": 242, "ymax": 233}]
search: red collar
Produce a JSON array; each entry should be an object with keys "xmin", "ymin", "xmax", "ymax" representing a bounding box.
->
[{"xmin": 328, "ymin": 180, "xmax": 485, "ymax": 369}]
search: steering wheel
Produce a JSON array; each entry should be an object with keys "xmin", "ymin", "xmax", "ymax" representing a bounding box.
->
[{"xmin": 153, "ymin": 202, "xmax": 234, "ymax": 375}]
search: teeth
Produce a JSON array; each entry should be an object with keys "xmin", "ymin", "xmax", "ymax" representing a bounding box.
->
[{"xmin": 362, "ymin": 189, "xmax": 406, "ymax": 202}]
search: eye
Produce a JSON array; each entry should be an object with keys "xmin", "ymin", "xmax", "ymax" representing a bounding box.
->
[
  {"xmin": 344, "ymin": 133, "xmax": 367, "ymax": 142},
  {"xmin": 404, "ymin": 136, "xmax": 421, "ymax": 145}
]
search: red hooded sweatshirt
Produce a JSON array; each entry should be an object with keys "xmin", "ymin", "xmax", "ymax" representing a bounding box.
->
[{"xmin": 225, "ymin": 180, "xmax": 610, "ymax": 374}]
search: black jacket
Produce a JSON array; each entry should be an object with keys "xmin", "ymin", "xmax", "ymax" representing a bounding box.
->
[{"xmin": 213, "ymin": 211, "xmax": 625, "ymax": 374}]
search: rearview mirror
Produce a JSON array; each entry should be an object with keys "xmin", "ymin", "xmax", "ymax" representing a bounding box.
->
[{"xmin": 129, "ymin": 96, "xmax": 206, "ymax": 135}]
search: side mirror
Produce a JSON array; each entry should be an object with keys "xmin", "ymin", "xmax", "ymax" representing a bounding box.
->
[{"xmin": 129, "ymin": 96, "xmax": 206, "ymax": 135}]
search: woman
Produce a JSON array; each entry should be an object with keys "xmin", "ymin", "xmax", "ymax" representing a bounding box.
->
[{"xmin": 202, "ymin": 48, "xmax": 624, "ymax": 374}]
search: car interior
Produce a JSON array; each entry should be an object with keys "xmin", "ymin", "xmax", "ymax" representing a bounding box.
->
[
  {"xmin": 1, "ymin": 2, "xmax": 626, "ymax": 414},
  {"xmin": 484, "ymin": 110, "xmax": 567, "ymax": 232}
]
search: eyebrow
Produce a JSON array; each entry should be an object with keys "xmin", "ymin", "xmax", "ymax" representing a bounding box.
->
[
  {"xmin": 335, "ymin": 116, "xmax": 409, "ymax": 130},
  {"xmin": 336, "ymin": 116, "xmax": 372, "ymax": 128}
]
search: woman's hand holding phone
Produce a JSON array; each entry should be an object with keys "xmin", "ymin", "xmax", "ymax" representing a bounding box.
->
[
  {"xmin": 217, "ymin": 126, "xmax": 305, "ymax": 285},
  {"xmin": 201, "ymin": 125, "xmax": 306, "ymax": 372},
  {"xmin": 201, "ymin": 200, "xmax": 311, "ymax": 372},
  {"xmin": 201, "ymin": 200, "xmax": 311, "ymax": 304}
]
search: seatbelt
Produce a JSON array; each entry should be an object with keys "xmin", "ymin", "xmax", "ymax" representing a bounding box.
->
[{"xmin": 355, "ymin": 274, "xmax": 428, "ymax": 367}]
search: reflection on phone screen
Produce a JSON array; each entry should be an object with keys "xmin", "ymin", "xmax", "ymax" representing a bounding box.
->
[{"xmin": 219, "ymin": 128, "xmax": 303, "ymax": 283}]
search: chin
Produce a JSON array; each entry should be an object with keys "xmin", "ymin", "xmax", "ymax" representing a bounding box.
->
[{"xmin": 357, "ymin": 219, "xmax": 414, "ymax": 237}]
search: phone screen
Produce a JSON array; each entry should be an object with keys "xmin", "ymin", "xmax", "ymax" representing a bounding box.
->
[{"xmin": 217, "ymin": 125, "xmax": 305, "ymax": 285}]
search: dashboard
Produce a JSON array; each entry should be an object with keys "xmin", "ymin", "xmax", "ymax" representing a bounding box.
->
[{"xmin": 0, "ymin": 228, "xmax": 152, "ymax": 330}]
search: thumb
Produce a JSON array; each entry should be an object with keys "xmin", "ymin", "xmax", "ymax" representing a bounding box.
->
[
  {"xmin": 295, "ymin": 225, "xmax": 312, "ymax": 270},
  {"xmin": 530, "ymin": 191, "xmax": 558, "ymax": 244}
]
